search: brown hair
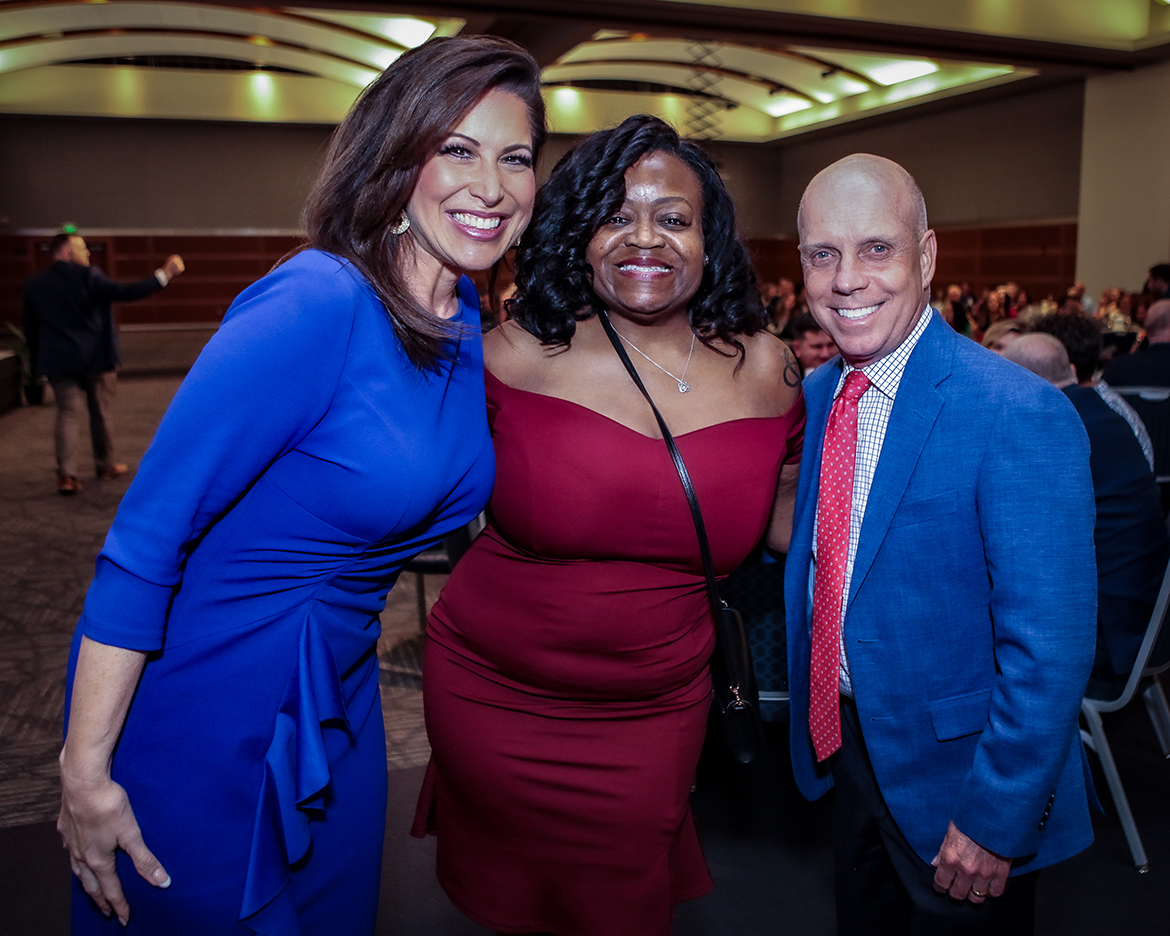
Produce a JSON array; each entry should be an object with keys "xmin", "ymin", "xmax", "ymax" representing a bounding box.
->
[
  {"xmin": 305, "ymin": 35, "xmax": 546, "ymax": 370},
  {"xmin": 49, "ymin": 232, "xmax": 74, "ymax": 257}
]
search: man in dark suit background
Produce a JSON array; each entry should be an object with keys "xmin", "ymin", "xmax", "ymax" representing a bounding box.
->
[
  {"xmin": 22, "ymin": 233, "xmax": 184, "ymax": 494},
  {"xmin": 1104, "ymin": 299, "xmax": 1170, "ymax": 389},
  {"xmin": 785, "ymin": 154, "xmax": 1097, "ymax": 935},
  {"xmin": 1004, "ymin": 333, "xmax": 1169, "ymax": 683}
]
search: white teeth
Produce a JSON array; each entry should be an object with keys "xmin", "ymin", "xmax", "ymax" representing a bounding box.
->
[
  {"xmin": 836, "ymin": 304, "xmax": 880, "ymax": 320},
  {"xmin": 452, "ymin": 212, "xmax": 501, "ymax": 230},
  {"xmin": 619, "ymin": 263, "xmax": 670, "ymax": 273}
]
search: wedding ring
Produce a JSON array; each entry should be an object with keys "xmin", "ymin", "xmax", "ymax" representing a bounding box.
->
[{"xmin": 971, "ymin": 889, "xmax": 987, "ymax": 898}]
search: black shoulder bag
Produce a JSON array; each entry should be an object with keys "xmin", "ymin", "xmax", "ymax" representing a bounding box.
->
[{"xmin": 598, "ymin": 311, "xmax": 764, "ymax": 764}]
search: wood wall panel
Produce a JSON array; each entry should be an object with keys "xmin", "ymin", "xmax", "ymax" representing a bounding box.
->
[
  {"xmin": 0, "ymin": 221, "xmax": 1083, "ymax": 344},
  {"xmin": 747, "ymin": 223, "xmax": 1077, "ymax": 303}
]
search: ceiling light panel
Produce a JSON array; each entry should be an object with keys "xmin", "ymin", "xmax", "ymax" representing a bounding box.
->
[{"xmin": 0, "ymin": 2, "xmax": 437, "ymax": 79}]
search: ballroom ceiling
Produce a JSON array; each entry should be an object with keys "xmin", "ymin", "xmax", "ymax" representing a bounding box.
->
[{"xmin": 1, "ymin": 0, "xmax": 1168, "ymax": 142}]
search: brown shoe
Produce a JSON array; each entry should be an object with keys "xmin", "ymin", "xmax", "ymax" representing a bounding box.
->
[
  {"xmin": 96, "ymin": 463, "xmax": 129, "ymax": 480},
  {"xmin": 58, "ymin": 475, "xmax": 83, "ymax": 495}
]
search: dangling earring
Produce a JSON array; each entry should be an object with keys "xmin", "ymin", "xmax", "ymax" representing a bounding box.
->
[
  {"xmin": 703, "ymin": 254, "xmax": 709, "ymax": 266},
  {"xmin": 389, "ymin": 211, "xmax": 410, "ymax": 235}
]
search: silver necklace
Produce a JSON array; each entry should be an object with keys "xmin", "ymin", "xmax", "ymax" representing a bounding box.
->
[{"xmin": 611, "ymin": 324, "xmax": 697, "ymax": 393}]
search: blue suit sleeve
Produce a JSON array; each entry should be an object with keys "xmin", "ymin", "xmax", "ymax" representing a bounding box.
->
[
  {"xmin": 950, "ymin": 384, "xmax": 1097, "ymax": 858},
  {"xmin": 79, "ymin": 254, "xmax": 359, "ymax": 650}
]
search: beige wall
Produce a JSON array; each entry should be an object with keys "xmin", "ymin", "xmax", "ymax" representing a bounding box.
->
[
  {"xmin": 0, "ymin": 116, "xmax": 332, "ymax": 232},
  {"xmin": 534, "ymin": 81, "xmax": 1083, "ymax": 240},
  {"xmin": 763, "ymin": 82, "xmax": 1085, "ymax": 238},
  {"xmin": 0, "ymin": 81, "xmax": 1083, "ymax": 240},
  {"xmin": 1077, "ymin": 59, "xmax": 1170, "ymax": 299}
]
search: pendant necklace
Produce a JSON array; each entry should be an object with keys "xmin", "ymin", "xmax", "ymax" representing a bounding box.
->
[{"xmin": 611, "ymin": 324, "xmax": 697, "ymax": 393}]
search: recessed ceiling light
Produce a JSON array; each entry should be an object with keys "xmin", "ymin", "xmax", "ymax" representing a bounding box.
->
[
  {"xmin": 864, "ymin": 60, "xmax": 939, "ymax": 86},
  {"xmin": 763, "ymin": 96, "xmax": 812, "ymax": 118}
]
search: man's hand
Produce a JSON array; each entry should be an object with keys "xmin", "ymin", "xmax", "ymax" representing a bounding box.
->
[
  {"xmin": 930, "ymin": 821, "xmax": 1012, "ymax": 904},
  {"xmin": 162, "ymin": 255, "xmax": 185, "ymax": 279}
]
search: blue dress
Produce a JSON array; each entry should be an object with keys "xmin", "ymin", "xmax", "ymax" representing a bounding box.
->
[{"xmin": 65, "ymin": 250, "xmax": 494, "ymax": 935}]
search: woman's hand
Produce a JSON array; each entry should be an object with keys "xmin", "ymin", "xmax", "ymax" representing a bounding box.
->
[
  {"xmin": 60, "ymin": 636, "xmax": 162, "ymax": 925},
  {"xmin": 58, "ymin": 763, "xmax": 170, "ymax": 925}
]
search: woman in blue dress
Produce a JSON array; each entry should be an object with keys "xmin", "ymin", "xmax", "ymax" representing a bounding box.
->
[{"xmin": 57, "ymin": 36, "xmax": 545, "ymax": 935}]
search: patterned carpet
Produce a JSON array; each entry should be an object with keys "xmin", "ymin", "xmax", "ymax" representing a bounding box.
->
[{"xmin": 0, "ymin": 376, "xmax": 440, "ymax": 830}]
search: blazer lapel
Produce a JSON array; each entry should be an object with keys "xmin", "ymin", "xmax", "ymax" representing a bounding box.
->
[
  {"xmin": 792, "ymin": 362, "xmax": 840, "ymax": 558},
  {"xmin": 847, "ymin": 315, "xmax": 952, "ymax": 606},
  {"xmin": 786, "ymin": 361, "xmax": 841, "ymax": 633}
]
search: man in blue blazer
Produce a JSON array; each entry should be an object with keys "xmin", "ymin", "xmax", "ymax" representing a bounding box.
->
[{"xmin": 785, "ymin": 154, "xmax": 1097, "ymax": 934}]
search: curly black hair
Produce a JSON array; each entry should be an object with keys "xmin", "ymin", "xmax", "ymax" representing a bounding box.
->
[
  {"xmin": 507, "ymin": 115, "xmax": 765, "ymax": 356},
  {"xmin": 1030, "ymin": 311, "xmax": 1102, "ymax": 383}
]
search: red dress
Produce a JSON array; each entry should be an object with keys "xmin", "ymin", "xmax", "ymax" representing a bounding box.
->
[{"xmin": 413, "ymin": 369, "xmax": 805, "ymax": 936}]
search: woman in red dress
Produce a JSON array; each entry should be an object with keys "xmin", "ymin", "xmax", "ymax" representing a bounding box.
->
[{"xmin": 413, "ymin": 115, "xmax": 805, "ymax": 936}]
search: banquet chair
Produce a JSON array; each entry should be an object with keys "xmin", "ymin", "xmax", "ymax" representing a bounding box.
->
[
  {"xmin": 1080, "ymin": 544, "xmax": 1170, "ymax": 871},
  {"xmin": 1112, "ymin": 385, "xmax": 1170, "ymax": 485}
]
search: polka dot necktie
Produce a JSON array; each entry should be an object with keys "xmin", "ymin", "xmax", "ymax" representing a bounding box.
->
[{"xmin": 809, "ymin": 369, "xmax": 871, "ymax": 762}]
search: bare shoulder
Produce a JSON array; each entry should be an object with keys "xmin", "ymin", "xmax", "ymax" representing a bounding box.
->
[
  {"xmin": 484, "ymin": 320, "xmax": 549, "ymax": 383},
  {"xmin": 736, "ymin": 331, "xmax": 803, "ymax": 412}
]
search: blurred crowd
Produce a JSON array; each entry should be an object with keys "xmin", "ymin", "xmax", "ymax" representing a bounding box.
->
[{"xmin": 758, "ymin": 262, "xmax": 1170, "ymax": 378}]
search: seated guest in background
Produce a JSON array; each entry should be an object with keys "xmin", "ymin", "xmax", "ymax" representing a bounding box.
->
[
  {"xmin": 787, "ymin": 152, "xmax": 1095, "ymax": 936},
  {"xmin": 766, "ymin": 277, "xmax": 798, "ymax": 339},
  {"xmin": 969, "ymin": 288, "xmax": 1010, "ymax": 343},
  {"xmin": 1097, "ymin": 287, "xmax": 1132, "ymax": 332},
  {"xmin": 413, "ymin": 113, "xmax": 805, "ymax": 936},
  {"xmin": 1004, "ymin": 334, "xmax": 1169, "ymax": 682},
  {"xmin": 1031, "ymin": 312, "xmax": 1154, "ymax": 470},
  {"xmin": 1104, "ymin": 299, "xmax": 1170, "ymax": 388},
  {"xmin": 1055, "ymin": 290, "xmax": 1084, "ymax": 315},
  {"xmin": 791, "ymin": 310, "xmax": 838, "ymax": 376},
  {"xmin": 1068, "ymin": 280, "xmax": 1095, "ymax": 315},
  {"xmin": 980, "ymin": 319, "xmax": 1023, "ymax": 354},
  {"xmin": 1002, "ymin": 281, "xmax": 1024, "ymax": 316},
  {"xmin": 936, "ymin": 283, "xmax": 969, "ymax": 335},
  {"xmin": 1147, "ymin": 264, "xmax": 1170, "ymax": 301}
]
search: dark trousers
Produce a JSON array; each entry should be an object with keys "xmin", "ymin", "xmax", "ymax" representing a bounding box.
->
[
  {"xmin": 49, "ymin": 371, "xmax": 117, "ymax": 478},
  {"xmin": 833, "ymin": 698, "xmax": 1038, "ymax": 936}
]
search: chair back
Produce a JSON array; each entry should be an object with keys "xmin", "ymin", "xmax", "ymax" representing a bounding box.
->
[
  {"xmin": 1092, "ymin": 520, "xmax": 1170, "ymax": 711},
  {"xmin": 1113, "ymin": 386, "xmax": 1170, "ymax": 483}
]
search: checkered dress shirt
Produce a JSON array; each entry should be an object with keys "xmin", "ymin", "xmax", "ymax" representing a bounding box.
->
[{"xmin": 812, "ymin": 305, "xmax": 934, "ymax": 696}]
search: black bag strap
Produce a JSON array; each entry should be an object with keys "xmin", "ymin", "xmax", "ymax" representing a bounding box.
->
[{"xmin": 596, "ymin": 310, "xmax": 725, "ymax": 614}]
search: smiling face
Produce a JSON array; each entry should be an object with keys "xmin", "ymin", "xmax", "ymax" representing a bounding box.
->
[
  {"xmin": 585, "ymin": 150, "xmax": 705, "ymax": 323},
  {"xmin": 404, "ymin": 89, "xmax": 536, "ymax": 281},
  {"xmin": 798, "ymin": 155, "xmax": 935, "ymax": 369},
  {"xmin": 793, "ymin": 328, "xmax": 838, "ymax": 370}
]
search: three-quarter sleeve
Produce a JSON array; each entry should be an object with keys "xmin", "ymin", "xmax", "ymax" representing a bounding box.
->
[{"xmin": 79, "ymin": 252, "xmax": 362, "ymax": 650}]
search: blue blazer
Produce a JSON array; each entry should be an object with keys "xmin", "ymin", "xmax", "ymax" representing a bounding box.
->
[{"xmin": 785, "ymin": 313, "xmax": 1098, "ymax": 874}]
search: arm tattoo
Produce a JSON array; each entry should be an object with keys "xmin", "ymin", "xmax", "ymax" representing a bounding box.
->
[{"xmin": 781, "ymin": 345, "xmax": 801, "ymax": 388}]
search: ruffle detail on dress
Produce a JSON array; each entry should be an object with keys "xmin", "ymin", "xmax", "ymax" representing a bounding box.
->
[{"xmin": 239, "ymin": 611, "xmax": 351, "ymax": 934}]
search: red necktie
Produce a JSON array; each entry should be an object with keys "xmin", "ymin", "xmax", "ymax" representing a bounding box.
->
[{"xmin": 809, "ymin": 369, "xmax": 871, "ymax": 762}]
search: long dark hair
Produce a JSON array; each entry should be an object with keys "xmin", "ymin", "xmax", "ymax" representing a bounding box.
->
[
  {"xmin": 507, "ymin": 114, "xmax": 764, "ymax": 357},
  {"xmin": 306, "ymin": 36, "xmax": 546, "ymax": 370}
]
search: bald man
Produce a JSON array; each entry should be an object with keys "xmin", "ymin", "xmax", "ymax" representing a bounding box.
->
[
  {"xmin": 1104, "ymin": 298, "xmax": 1170, "ymax": 389},
  {"xmin": 1005, "ymin": 334, "xmax": 1169, "ymax": 685},
  {"xmin": 784, "ymin": 154, "xmax": 1097, "ymax": 935}
]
